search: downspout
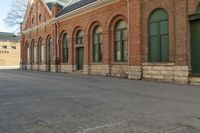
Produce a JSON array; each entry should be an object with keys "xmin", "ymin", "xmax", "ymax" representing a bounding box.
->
[{"xmin": 55, "ymin": 21, "xmax": 59, "ymax": 72}]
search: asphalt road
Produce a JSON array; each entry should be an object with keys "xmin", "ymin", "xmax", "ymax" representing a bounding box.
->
[{"xmin": 0, "ymin": 70, "xmax": 200, "ymax": 133}]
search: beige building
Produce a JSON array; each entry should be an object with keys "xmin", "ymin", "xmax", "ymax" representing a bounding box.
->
[{"xmin": 0, "ymin": 32, "xmax": 20, "ymax": 68}]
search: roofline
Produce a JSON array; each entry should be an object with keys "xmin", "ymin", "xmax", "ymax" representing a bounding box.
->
[
  {"xmin": 22, "ymin": 0, "xmax": 118, "ymax": 34},
  {"xmin": 22, "ymin": 0, "xmax": 52, "ymax": 30}
]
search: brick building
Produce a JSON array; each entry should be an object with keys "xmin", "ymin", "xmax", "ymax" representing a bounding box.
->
[
  {"xmin": 20, "ymin": 0, "xmax": 200, "ymax": 85},
  {"xmin": 0, "ymin": 32, "xmax": 20, "ymax": 68}
]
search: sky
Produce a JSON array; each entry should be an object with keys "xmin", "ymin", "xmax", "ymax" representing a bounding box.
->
[{"xmin": 0, "ymin": 0, "xmax": 14, "ymax": 33}]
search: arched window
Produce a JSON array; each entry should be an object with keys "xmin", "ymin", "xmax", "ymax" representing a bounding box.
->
[
  {"xmin": 93, "ymin": 26, "xmax": 103, "ymax": 62},
  {"xmin": 62, "ymin": 33, "xmax": 68, "ymax": 63},
  {"xmin": 39, "ymin": 38, "xmax": 44, "ymax": 64},
  {"xmin": 33, "ymin": 41, "xmax": 37, "ymax": 64},
  {"xmin": 114, "ymin": 20, "xmax": 127, "ymax": 62},
  {"xmin": 148, "ymin": 9, "xmax": 169, "ymax": 62},
  {"xmin": 76, "ymin": 30, "xmax": 84, "ymax": 45},
  {"xmin": 47, "ymin": 37, "xmax": 53, "ymax": 64}
]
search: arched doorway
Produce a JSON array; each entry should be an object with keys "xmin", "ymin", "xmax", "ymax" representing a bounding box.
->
[
  {"xmin": 190, "ymin": 5, "xmax": 200, "ymax": 74},
  {"xmin": 75, "ymin": 30, "xmax": 84, "ymax": 70}
]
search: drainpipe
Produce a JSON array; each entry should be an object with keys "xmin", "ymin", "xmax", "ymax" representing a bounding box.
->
[{"xmin": 55, "ymin": 21, "xmax": 59, "ymax": 72}]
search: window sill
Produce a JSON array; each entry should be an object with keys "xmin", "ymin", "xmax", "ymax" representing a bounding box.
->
[
  {"xmin": 142, "ymin": 62, "xmax": 175, "ymax": 66},
  {"xmin": 91, "ymin": 62, "xmax": 103, "ymax": 65},
  {"xmin": 112, "ymin": 62, "xmax": 128, "ymax": 65}
]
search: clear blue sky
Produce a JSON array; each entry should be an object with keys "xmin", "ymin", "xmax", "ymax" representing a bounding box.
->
[{"xmin": 0, "ymin": 0, "xmax": 14, "ymax": 33}]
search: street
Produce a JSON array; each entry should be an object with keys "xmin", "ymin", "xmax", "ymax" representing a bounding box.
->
[{"xmin": 0, "ymin": 70, "xmax": 200, "ymax": 133}]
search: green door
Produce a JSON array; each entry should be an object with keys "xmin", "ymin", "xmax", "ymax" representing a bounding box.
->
[
  {"xmin": 191, "ymin": 20, "xmax": 200, "ymax": 74},
  {"xmin": 77, "ymin": 47, "xmax": 84, "ymax": 70}
]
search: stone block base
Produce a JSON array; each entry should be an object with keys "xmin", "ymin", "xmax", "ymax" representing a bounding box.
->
[
  {"xmin": 27, "ymin": 65, "xmax": 31, "ymax": 70},
  {"xmin": 111, "ymin": 65, "xmax": 129, "ymax": 78},
  {"xmin": 89, "ymin": 65, "xmax": 110, "ymax": 76},
  {"xmin": 32, "ymin": 65, "xmax": 38, "ymax": 71},
  {"xmin": 60, "ymin": 64, "xmax": 73, "ymax": 73},
  {"xmin": 174, "ymin": 66, "xmax": 189, "ymax": 84},
  {"xmin": 83, "ymin": 65, "xmax": 89, "ymax": 74},
  {"xmin": 142, "ymin": 63, "xmax": 189, "ymax": 84},
  {"xmin": 128, "ymin": 66, "xmax": 142, "ymax": 80},
  {"xmin": 189, "ymin": 76, "xmax": 200, "ymax": 85},
  {"xmin": 39, "ymin": 65, "xmax": 48, "ymax": 72}
]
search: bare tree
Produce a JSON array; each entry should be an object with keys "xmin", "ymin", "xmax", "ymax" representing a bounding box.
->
[
  {"xmin": 4, "ymin": 0, "xmax": 28, "ymax": 28},
  {"xmin": 4, "ymin": 0, "xmax": 81, "ymax": 31}
]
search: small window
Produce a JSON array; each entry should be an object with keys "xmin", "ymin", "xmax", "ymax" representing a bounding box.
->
[
  {"xmin": 62, "ymin": 33, "xmax": 68, "ymax": 63},
  {"xmin": 114, "ymin": 20, "xmax": 127, "ymax": 62},
  {"xmin": 76, "ymin": 30, "xmax": 84, "ymax": 45},
  {"xmin": 92, "ymin": 26, "xmax": 103, "ymax": 62},
  {"xmin": 2, "ymin": 46, "xmax": 7, "ymax": 49},
  {"xmin": 32, "ymin": 18, "xmax": 35, "ymax": 25},
  {"xmin": 11, "ymin": 46, "xmax": 16, "ymax": 49},
  {"xmin": 39, "ymin": 14, "xmax": 42, "ymax": 21}
]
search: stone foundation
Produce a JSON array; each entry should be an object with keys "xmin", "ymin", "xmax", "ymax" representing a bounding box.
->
[
  {"xmin": 143, "ymin": 63, "xmax": 175, "ymax": 82},
  {"xmin": 50, "ymin": 65, "xmax": 57, "ymax": 72},
  {"xmin": 142, "ymin": 63, "xmax": 189, "ymax": 84},
  {"xmin": 111, "ymin": 65, "xmax": 129, "ymax": 78},
  {"xmin": 60, "ymin": 64, "xmax": 73, "ymax": 73},
  {"xmin": 89, "ymin": 64, "xmax": 110, "ymax": 76},
  {"xmin": 26, "ymin": 64, "xmax": 31, "ymax": 70},
  {"xmin": 32, "ymin": 64, "xmax": 38, "ymax": 71},
  {"xmin": 83, "ymin": 65, "xmax": 89, "ymax": 74},
  {"xmin": 128, "ymin": 66, "xmax": 142, "ymax": 80},
  {"xmin": 39, "ymin": 65, "xmax": 48, "ymax": 71},
  {"xmin": 174, "ymin": 66, "xmax": 189, "ymax": 84},
  {"xmin": 189, "ymin": 76, "xmax": 200, "ymax": 85}
]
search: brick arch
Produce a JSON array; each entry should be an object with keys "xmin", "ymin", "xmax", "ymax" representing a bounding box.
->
[
  {"xmin": 87, "ymin": 21, "xmax": 103, "ymax": 36},
  {"xmin": 86, "ymin": 20, "xmax": 103, "ymax": 64},
  {"xmin": 86, "ymin": 16, "xmax": 105, "ymax": 35},
  {"xmin": 59, "ymin": 30, "xmax": 68, "ymax": 63},
  {"xmin": 106, "ymin": 13, "xmax": 127, "ymax": 32},
  {"xmin": 71, "ymin": 26, "xmax": 83, "ymax": 39}
]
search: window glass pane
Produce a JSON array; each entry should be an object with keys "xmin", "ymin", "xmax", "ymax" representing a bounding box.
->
[
  {"xmin": 94, "ymin": 35, "xmax": 98, "ymax": 44},
  {"xmin": 34, "ymin": 45, "xmax": 37, "ymax": 63},
  {"xmin": 95, "ymin": 44, "xmax": 99, "ymax": 62},
  {"xmin": 99, "ymin": 34, "xmax": 103, "ymax": 44},
  {"xmin": 41, "ymin": 43, "xmax": 44, "ymax": 63},
  {"xmin": 149, "ymin": 23, "xmax": 158, "ymax": 36},
  {"xmin": 161, "ymin": 35, "xmax": 169, "ymax": 62},
  {"xmin": 197, "ymin": 5, "xmax": 200, "ymax": 12},
  {"xmin": 123, "ymin": 41, "xmax": 128, "ymax": 61},
  {"xmin": 100, "ymin": 43, "xmax": 103, "ymax": 61},
  {"xmin": 116, "ymin": 31, "xmax": 121, "ymax": 41},
  {"xmin": 27, "ymin": 47, "xmax": 30, "ymax": 64},
  {"xmin": 116, "ymin": 42, "xmax": 121, "ymax": 61},
  {"xmin": 160, "ymin": 20, "xmax": 168, "ymax": 34},
  {"xmin": 123, "ymin": 29, "xmax": 127, "ymax": 40},
  {"xmin": 149, "ymin": 36, "xmax": 159, "ymax": 62},
  {"xmin": 116, "ymin": 21, "xmax": 127, "ymax": 30}
]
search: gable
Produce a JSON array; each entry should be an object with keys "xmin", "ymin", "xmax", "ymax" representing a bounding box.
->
[{"xmin": 23, "ymin": 0, "xmax": 52, "ymax": 30}]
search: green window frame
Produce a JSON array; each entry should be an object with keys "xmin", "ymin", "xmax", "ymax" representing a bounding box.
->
[
  {"xmin": 114, "ymin": 20, "xmax": 127, "ymax": 62},
  {"xmin": 62, "ymin": 33, "xmax": 68, "ymax": 63},
  {"xmin": 196, "ymin": 3, "xmax": 200, "ymax": 13},
  {"xmin": 32, "ymin": 42, "xmax": 37, "ymax": 64},
  {"xmin": 148, "ymin": 9, "xmax": 169, "ymax": 62},
  {"xmin": 76, "ymin": 30, "xmax": 84, "ymax": 45},
  {"xmin": 92, "ymin": 26, "xmax": 103, "ymax": 62}
]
